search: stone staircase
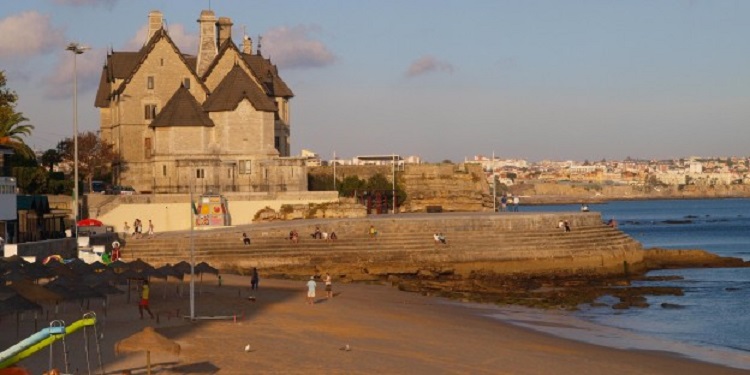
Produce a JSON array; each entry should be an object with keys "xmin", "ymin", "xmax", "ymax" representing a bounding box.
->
[{"xmin": 117, "ymin": 212, "xmax": 644, "ymax": 278}]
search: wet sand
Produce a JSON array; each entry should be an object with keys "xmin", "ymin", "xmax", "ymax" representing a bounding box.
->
[{"xmin": 2, "ymin": 274, "xmax": 748, "ymax": 374}]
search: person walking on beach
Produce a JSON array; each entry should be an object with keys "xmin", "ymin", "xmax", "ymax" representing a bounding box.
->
[
  {"xmin": 242, "ymin": 232, "xmax": 251, "ymax": 245},
  {"xmin": 324, "ymin": 273, "xmax": 333, "ymax": 299},
  {"xmin": 306, "ymin": 276, "xmax": 317, "ymax": 305},
  {"xmin": 369, "ymin": 225, "xmax": 378, "ymax": 238},
  {"xmin": 148, "ymin": 220, "xmax": 155, "ymax": 237},
  {"xmin": 123, "ymin": 221, "xmax": 130, "ymax": 238},
  {"xmin": 251, "ymin": 268, "xmax": 259, "ymax": 291},
  {"xmin": 512, "ymin": 196, "xmax": 520, "ymax": 212},
  {"xmin": 139, "ymin": 279, "xmax": 154, "ymax": 319}
]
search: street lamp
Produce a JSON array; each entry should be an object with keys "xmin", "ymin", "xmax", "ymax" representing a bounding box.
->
[{"xmin": 66, "ymin": 42, "xmax": 89, "ymax": 240}]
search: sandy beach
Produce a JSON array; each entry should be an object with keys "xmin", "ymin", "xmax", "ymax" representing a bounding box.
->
[{"xmin": 2, "ymin": 273, "xmax": 748, "ymax": 375}]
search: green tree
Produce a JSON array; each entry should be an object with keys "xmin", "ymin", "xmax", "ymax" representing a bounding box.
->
[
  {"xmin": 58, "ymin": 131, "xmax": 115, "ymax": 192},
  {"xmin": 0, "ymin": 71, "xmax": 35, "ymax": 159},
  {"xmin": 337, "ymin": 175, "xmax": 366, "ymax": 196},
  {"xmin": 41, "ymin": 148, "xmax": 62, "ymax": 172}
]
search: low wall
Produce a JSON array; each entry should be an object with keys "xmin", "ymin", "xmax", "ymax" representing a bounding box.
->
[
  {"xmin": 93, "ymin": 191, "xmax": 339, "ymax": 233},
  {"xmin": 3, "ymin": 238, "xmax": 77, "ymax": 261}
]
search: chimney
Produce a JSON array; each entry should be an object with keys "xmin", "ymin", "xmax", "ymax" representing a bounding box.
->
[
  {"xmin": 196, "ymin": 10, "xmax": 218, "ymax": 77},
  {"xmin": 147, "ymin": 10, "xmax": 163, "ymax": 42},
  {"xmin": 242, "ymin": 35, "xmax": 253, "ymax": 54},
  {"xmin": 217, "ymin": 17, "xmax": 233, "ymax": 47}
]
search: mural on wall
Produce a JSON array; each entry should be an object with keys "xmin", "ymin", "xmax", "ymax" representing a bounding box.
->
[{"xmin": 194, "ymin": 195, "xmax": 230, "ymax": 227}]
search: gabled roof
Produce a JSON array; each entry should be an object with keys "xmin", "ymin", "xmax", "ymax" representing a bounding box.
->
[
  {"xmin": 96, "ymin": 29, "xmax": 209, "ymax": 108},
  {"xmin": 95, "ymin": 51, "xmax": 143, "ymax": 108},
  {"xmin": 242, "ymin": 54, "xmax": 294, "ymax": 98},
  {"xmin": 203, "ymin": 65, "xmax": 278, "ymax": 112},
  {"xmin": 150, "ymin": 85, "xmax": 214, "ymax": 128},
  {"xmin": 94, "ymin": 67, "xmax": 110, "ymax": 108},
  {"xmin": 200, "ymin": 38, "xmax": 244, "ymax": 81}
]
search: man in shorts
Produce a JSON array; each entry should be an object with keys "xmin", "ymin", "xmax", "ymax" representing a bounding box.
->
[{"xmin": 306, "ymin": 276, "xmax": 317, "ymax": 305}]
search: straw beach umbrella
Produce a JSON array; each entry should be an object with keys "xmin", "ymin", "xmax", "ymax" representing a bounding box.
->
[{"xmin": 115, "ymin": 326, "xmax": 180, "ymax": 375}]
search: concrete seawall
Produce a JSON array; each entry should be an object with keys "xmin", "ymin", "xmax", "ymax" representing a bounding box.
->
[{"xmin": 121, "ymin": 211, "xmax": 644, "ymax": 279}]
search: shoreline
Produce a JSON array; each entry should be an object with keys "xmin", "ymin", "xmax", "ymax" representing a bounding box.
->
[
  {"xmin": 475, "ymin": 302, "xmax": 750, "ymax": 371},
  {"xmin": 3, "ymin": 274, "xmax": 749, "ymax": 374},
  {"xmin": 520, "ymin": 195, "xmax": 750, "ymax": 206}
]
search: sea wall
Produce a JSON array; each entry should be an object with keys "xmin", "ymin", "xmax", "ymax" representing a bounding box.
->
[{"xmin": 121, "ymin": 212, "xmax": 645, "ymax": 280}]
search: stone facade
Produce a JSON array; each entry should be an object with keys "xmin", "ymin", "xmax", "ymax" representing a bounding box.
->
[{"xmin": 95, "ymin": 10, "xmax": 300, "ymax": 194}]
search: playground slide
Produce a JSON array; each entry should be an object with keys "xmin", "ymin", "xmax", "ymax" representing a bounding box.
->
[{"xmin": 0, "ymin": 317, "xmax": 96, "ymax": 369}]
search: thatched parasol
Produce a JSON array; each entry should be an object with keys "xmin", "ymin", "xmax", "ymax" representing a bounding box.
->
[
  {"xmin": 8, "ymin": 279, "xmax": 64, "ymax": 305},
  {"xmin": 0, "ymin": 294, "xmax": 43, "ymax": 338},
  {"xmin": 89, "ymin": 261, "xmax": 109, "ymax": 272},
  {"xmin": 45, "ymin": 261, "xmax": 77, "ymax": 279},
  {"xmin": 108, "ymin": 259, "xmax": 130, "ymax": 273},
  {"xmin": 194, "ymin": 262, "xmax": 219, "ymax": 294},
  {"xmin": 115, "ymin": 326, "xmax": 180, "ymax": 375},
  {"xmin": 67, "ymin": 258, "xmax": 92, "ymax": 275},
  {"xmin": 172, "ymin": 261, "xmax": 192, "ymax": 275},
  {"xmin": 128, "ymin": 258, "xmax": 155, "ymax": 274}
]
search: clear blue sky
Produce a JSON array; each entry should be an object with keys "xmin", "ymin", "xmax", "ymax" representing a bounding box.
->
[{"xmin": 1, "ymin": 0, "xmax": 748, "ymax": 162}]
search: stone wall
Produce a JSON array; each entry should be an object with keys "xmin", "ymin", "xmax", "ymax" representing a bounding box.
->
[
  {"xmin": 3, "ymin": 238, "xmax": 77, "ymax": 261},
  {"xmin": 401, "ymin": 164, "xmax": 490, "ymax": 212},
  {"xmin": 90, "ymin": 191, "xmax": 339, "ymax": 233},
  {"xmin": 309, "ymin": 163, "xmax": 492, "ymax": 213}
]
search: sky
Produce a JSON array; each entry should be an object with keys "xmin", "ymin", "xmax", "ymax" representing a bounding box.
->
[{"xmin": 0, "ymin": 0, "xmax": 748, "ymax": 163}]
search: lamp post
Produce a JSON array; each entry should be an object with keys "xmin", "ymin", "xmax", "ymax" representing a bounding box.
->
[
  {"xmin": 392, "ymin": 154, "xmax": 396, "ymax": 214},
  {"xmin": 66, "ymin": 42, "xmax": 89, "ymax": 239}
]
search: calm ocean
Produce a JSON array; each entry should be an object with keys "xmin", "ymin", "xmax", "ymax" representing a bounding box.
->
[{"xmin": 519, "ymin": 198, "xmax": 750, "ymax": 369}]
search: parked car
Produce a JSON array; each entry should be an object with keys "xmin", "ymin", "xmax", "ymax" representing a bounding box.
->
[
  {"xmin": 91, "ymin": 180, "xmax": 106, "ymax": 193},
  {"xmin": 106, "ymin": 185, "xmax": 136, "ymax": 195}
]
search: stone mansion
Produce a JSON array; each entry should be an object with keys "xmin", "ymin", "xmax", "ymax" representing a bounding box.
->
[{"xmin": 95, "ymin": 10, "xmax": 306, "ymax": 194}]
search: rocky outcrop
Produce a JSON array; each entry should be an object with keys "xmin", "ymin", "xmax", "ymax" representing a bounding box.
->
[
  {"xmin": 253, "ymin": 199, "xmax": 367, "ymax": 221},
  {"xmin": 642, "ymin": 248, "xmax": 749, "ymax": 269},
  {"xmin": 400, "ymin": 164, "xmax": 491, "ymax": 212}
]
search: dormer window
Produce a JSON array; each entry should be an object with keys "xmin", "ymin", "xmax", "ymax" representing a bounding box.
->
[{"xmin": 183, "ymin": 78, "xmax": 190, "ymax": 89}]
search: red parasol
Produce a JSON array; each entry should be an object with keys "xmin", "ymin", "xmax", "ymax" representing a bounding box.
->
[{"xmin": 77, "ymin": 218, "xmax": 103, "ymax": 227}]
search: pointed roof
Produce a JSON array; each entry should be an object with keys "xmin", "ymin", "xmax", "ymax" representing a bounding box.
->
[
  {"xmin": 203, "ymin": 65, "xmax": 278, "ymax": 112},
  {"xmin": 150, "ymin": 85, "xmax": 214, "ymax": 128},
  {"xmin": 96, "ymin": 29, "xmax": 209, "ymax": 108},
  {"xmin": 95, "ymin": 51, "xmax": 144, "ymax": 108},
  {"xmin": 242, "ymin": 54, "xmax": 294, "ymax": 98}
]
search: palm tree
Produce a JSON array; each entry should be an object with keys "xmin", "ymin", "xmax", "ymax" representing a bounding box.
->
[{"xmin": 0, "ymin": 111, "xmax": 35, "ymax": 159}]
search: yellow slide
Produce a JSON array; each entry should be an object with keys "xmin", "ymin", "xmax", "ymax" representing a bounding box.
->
[{"xmin": 0, "ymin": 317, "xmax": 96, "ymax": 369}]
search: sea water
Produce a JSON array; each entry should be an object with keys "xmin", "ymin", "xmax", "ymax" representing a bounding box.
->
[{"xmin": 515, "ymin": 198, "xmax": 750, "ymax": 369}]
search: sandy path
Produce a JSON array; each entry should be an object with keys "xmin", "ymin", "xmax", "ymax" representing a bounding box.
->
[{"xmin": 2, "ymin": 274, "xmax": 747, "ymax": 374}]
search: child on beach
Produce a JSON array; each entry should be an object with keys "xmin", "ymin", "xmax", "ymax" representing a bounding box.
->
[
  {"xmin": 139, "ymin": 280, "xmax": 154, "ymax": 319},
  {"xmin": 306, "ymin": 276, "xmax": 317, "ymax": 305}
]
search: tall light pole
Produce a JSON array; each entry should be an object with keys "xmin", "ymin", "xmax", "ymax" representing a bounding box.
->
[
  {"xmin": 66, "ymin": 42, "xmax": 89, "ymax": 239},
  {"xmin": 392, "ymin": 153, "xmax": 396, "ymax": 214}
]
